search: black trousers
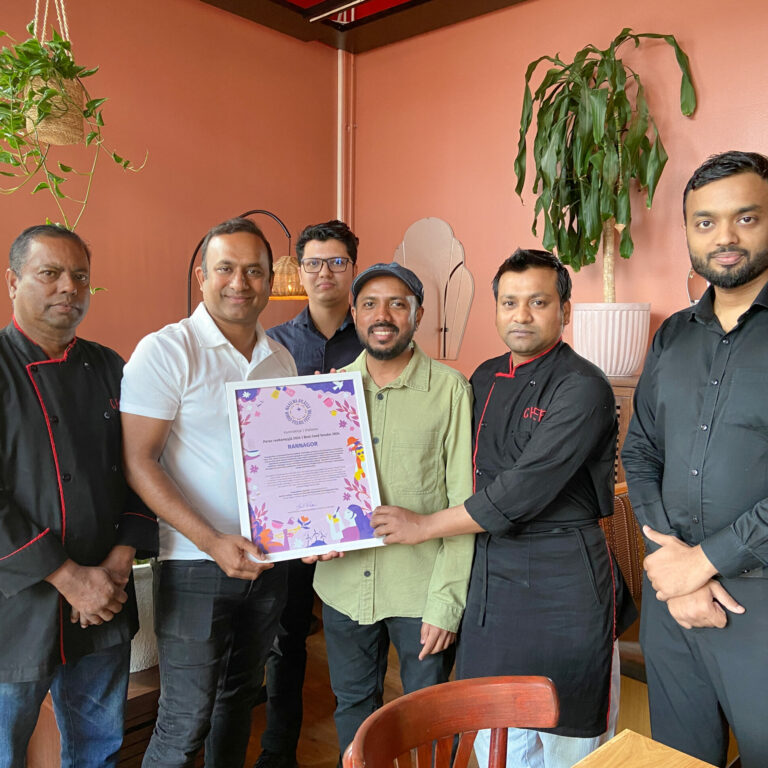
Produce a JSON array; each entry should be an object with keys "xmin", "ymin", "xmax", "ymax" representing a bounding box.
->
[
  {"xmin": 641, "ymin": 574, "xmax": 768, "ymax": 768},
  {"xmin": 260, "ymin": 559, "xmax": 316, "ymax": 758},
  {"xmin": 142, "ymin": 560, "xmax": 286, "ymax": 768}
]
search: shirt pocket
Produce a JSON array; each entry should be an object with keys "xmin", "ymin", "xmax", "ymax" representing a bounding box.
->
[
  {"xmin": 387, "ymin": 430, "xmax": 440, "ymax": 496},
  {"xmin": 722, "ymin": 369, "xmax": 768, "ymax": 434}
]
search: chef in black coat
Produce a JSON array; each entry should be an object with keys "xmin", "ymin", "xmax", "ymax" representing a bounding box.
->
[
  {"xmin": 373, "ymin": 248, "xmax": 634, "ymax": 768},
  {"xmin": 0, "ymin": 225, "xmax": 156, "ymax": 767}
]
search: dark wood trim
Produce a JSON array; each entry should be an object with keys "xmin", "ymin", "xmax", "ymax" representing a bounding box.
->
[{"xmin": 200, "ymin": 0, "xmax": 528, "ymax": 52}]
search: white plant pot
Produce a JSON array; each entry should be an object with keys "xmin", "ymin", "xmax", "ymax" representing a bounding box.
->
[
  {"xmin": 572, "ymin": 302, "xmax": 651, "ymax": 377},
  {"xmin": 130, "ymin": 562, "xmax": 158, "ymax": 673}
]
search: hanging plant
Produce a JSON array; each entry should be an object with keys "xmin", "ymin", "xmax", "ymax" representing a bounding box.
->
[{"xmin": 0, "ymin": 17, "xmax": 144, "ymax": 230}]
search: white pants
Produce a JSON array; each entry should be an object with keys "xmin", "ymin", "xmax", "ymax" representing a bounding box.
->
[{"xmin": 473, "ymin": 642, "xmax": 620, "ymax": 768}]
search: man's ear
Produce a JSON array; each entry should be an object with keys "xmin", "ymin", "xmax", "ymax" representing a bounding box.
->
[
  {"xmin": 6, "ymin": 268, "xmax": 18, "ymax": 301},
  {"xmin": 414, "ymin": 304, "xmax": 424, "ymax": 329},
  {"xmin": 562, "ymin": 300, "xmax": 571, "ymax": 327},
  {"xmin": 194, "ymin": 265, "xmax": 206, "ymax": 292}
]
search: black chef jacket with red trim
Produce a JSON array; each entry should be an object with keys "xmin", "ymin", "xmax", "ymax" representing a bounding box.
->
[
  {"xmin": 0, "ymin": 321, "xmax": 157, "ymax": 683},
  {"xmin": 456, "ymin": 340, "xmax": 634, "ymax": 737}
]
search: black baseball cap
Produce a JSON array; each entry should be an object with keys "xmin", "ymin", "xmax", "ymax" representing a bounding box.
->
[{"xmin": 351, "ymin": 262, "xmax": 424, "ymax": 306}]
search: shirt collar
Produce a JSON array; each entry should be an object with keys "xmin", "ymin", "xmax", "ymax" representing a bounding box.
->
[
  {"xmin": 497, "ymin": 338, "xmax": 562, "ymax": 378},
  {"xmin": 689, "ymin": 286, "xmax": 716, "ymax": 323},
  {"xmin": 7, "ymin": 317, "xmax": 78, "ymax": 363},
  {"xmin": 690, "ymin": 280, "xmax": 768, "ymax": 325},
  {"xmin": 190, "ymin": 302, "xmax": 270, "ymax": 361},
  {"xmin": 359, "ymin": 342, "xmax": 430, "ymax": 392},
  {"xmin": 289, "ymin": 305, "xmax": 355, "ymax": 333}
]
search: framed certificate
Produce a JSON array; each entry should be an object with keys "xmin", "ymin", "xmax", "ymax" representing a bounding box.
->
[{"xmin": 227, "ymin": 371, "xmax": 383, "ymax": 561}]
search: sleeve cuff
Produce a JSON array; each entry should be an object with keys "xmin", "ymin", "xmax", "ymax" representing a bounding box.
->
[
  {"xmin": 116, "ymin": 510, "xmax": 158, "ymax": 559},
  {"xmin": 701, "ymin": 525, "xmax": 764, "ymax": 578},
  {"xmin": 0, "ymin": 530, "xmax": 68, "ymax": 598},
  {"xmin": 421, "ymin": 598, "xmax": 464, "ymax": 633},
  {"xmin": 465, "ymin": 489, "xmax": 509, "ymax": 535}
]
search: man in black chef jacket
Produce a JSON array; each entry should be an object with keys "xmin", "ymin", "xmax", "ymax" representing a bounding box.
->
[
  {"xmin": 0, "ymin": 224, "xmax": 156, "ymax": 767},
  {"xmin": 373, "ymin": 248, "xmax": 632, "ymax": 768},
  {"xmin": 622, "ymin": 151, "xmax": 768, "ymax": 768}
]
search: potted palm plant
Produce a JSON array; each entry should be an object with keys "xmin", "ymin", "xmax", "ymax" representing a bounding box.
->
[
  {"xmin": 514, "ymin": 28, "xmax": 696, "ymax": 375},
  {"xmin": 0, "ymin": 23, "xmax": 142, "ymax": 230}
]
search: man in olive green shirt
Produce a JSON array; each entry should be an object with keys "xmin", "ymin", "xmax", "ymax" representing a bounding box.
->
[{"xmin": 312, "ymin": 263, "xmax": 474, "ymax": 757}]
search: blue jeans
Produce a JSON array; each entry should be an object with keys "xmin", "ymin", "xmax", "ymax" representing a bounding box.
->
[
  {"xmin": 0, "ymin": 641, "xmax": 130, "ymax": 768},
  {"xmin": 142, "ymin": 560, "xmax": 286, "ymax": 768},
  {"xmin": 322, "ymin": 603, "xmax": 455, "ymax": 756}
]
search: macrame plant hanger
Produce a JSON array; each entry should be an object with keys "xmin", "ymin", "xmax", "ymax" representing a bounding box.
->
[{"xmin": 30, "ymin": 0, "xmax": 84, "ymax": 145}]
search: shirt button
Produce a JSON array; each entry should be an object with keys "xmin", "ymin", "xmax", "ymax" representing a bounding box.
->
[
  {"xmin": 700, "ymin": 424, "xmax": 708, "ymax": 431},
  {"xmin": 711, "ymin": 379, "xmax": 719, "ymax": 386},
  {"xmin": 722, "ymin": 338, "xmax": 730, "ymax": 344},
  {"xmin": 29, "ymin": 365, "xmax": 38, "ymax": 374},
  {"xmin": 111, "ymin": 465, "xmax": 118, "ymax": 472},
  {"xmin": 690, "ymin": 469, "xmax": 699, "ymax": 476},
  {"xmin": 83, "ymin": 362, "xmax": 91, "ymax": 369},
  {"xmin": 475, "ymin": 469, "xmax": 482, "ymax": 476},
  {"xmin": 61, "ymin": 473, "xmax": 72, "ymax": 482},
  {"xmin": 364, "ymin": 570, "xmax": 371, "ymax": 577},
  {"xmin": 376, "ymin": 393, "xmax": 384, "ymax": 400},
  {"xmin": 104, "ymin": 411, "xmax": 111, "ymax": 419},
  {"xmin": 692, "ymin": 516, "xmax": 699, "ymax": 523},
  {"xmin": 50, "ymin": 415, "xmax": 59, "ymax": 424},
  {"xmin": 373, "ymin": 437, "xmax": 379, "ymax": 445}
]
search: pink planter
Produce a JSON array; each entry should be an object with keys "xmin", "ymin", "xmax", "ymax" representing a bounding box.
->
[{"xmin": 572, "ymin": 303, "xmax": 651, "ymax": 377}]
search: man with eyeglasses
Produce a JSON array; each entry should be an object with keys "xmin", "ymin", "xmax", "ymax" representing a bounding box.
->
[{"xmin": 257, "ymin": 220, "xmax": 363, "ymax": 768}]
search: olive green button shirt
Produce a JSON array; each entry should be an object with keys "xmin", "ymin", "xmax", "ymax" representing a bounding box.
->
[{"xmin": 314, "ymin": 344, "xmax": 475, "ymax": 632}]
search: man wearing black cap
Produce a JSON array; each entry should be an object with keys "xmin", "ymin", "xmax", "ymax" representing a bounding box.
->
[{"xmin": 311, "ymin": 263, "xmax": 475, "ymax": 759}]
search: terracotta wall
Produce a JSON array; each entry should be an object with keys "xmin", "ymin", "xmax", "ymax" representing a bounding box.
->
[
  {"xmin": 352, "ymin": 0, "xmax": 768, "ymax": 376},
  {"xmin": 5, "ymin": 0, "xmax": 768, "ymax": 372},
  {"xmin": 1, "ymin": 0, "xmax": 336, "ymax": 357}
]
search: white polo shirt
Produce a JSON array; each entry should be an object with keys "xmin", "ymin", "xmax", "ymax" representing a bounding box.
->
[{"xmin": 120, "ymin": 303, "xmax": 297, "ymax": 560}]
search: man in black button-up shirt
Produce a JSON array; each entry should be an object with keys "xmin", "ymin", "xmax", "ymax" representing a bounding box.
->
[
  {"xmin": 622, "ymin": 151, "xmax": 768, "ymax": 768},
  {"xmin": 0, "ymin": 225, "xmax": 156, "ymax": 766},
  {"xmin": 259, "ymin": 221, "xmax": 363, "ymax": 768}
]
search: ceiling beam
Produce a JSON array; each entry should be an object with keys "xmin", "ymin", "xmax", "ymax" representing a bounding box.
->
[{"xmin": 200, "ymin": 0, "xmax": 528, "ymax": 53}]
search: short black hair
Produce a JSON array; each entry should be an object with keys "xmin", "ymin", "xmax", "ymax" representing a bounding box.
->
[
  {"xmin": 683, "ymin": 151, "xmax": 768, "ymax": 218},
  {"xmin": 296, "ymin": 220, "xmax": 359, "ymax": 264},
  {"xmin": 492, "ymin": 248, "xmax": 572, "ymax": 305},
  {"xmin": 9, "ymin": 224, "xmax": 91, "ymax": 275},
  {"xmin": 200, "ymin": 217, "xmax": 273, "ymax": 277}
]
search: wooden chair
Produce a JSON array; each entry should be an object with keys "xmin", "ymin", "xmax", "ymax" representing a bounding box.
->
[
  {"xmin": 342, "ymin": 676, "xmax": 558, "ymax": 768},
  {"xmin": 599, "ymin": 482, "xmax": 646, "ymax": 682}
]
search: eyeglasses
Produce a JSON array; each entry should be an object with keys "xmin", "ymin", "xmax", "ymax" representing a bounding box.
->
[{"xmin": 301, "ymin": 257, "xmax": 352, "ymax": 273}]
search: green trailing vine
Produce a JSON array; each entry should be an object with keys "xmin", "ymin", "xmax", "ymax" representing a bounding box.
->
[{"xmin": 0, "ymin": 23, "xmax": 145, "ymax": 231}]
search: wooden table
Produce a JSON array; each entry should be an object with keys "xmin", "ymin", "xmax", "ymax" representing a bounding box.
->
[{"xmin": 573, "ymin": 729, "xmax": 717, "ymax": 767}]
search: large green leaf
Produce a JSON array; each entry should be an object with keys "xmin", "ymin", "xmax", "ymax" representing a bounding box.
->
[
  {"xmin": 514, "ymin": 27, "xmax": 696, "ymax": 272},
  {"xmin": 645, "ymin": 131, "xmax": 668, "ymax": 206},
  {"xmin": 588, "ymin": 88, "xmax": 608, "ymax": 145}
]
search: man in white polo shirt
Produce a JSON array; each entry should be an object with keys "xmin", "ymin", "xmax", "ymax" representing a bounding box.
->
[{"xmin": 120, "ymin": 217, "xmax": 297, "ymax": 768}]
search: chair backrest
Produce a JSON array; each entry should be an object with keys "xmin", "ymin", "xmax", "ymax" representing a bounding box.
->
[
  {"xmin": 342, "ymin": 676, "xmax": 559, "ymax": 768},
  {"xmin": 599, "ymin": 482, "xmax": 645, "ymax": 604}
]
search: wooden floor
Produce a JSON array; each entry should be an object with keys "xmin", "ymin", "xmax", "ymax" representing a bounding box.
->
[{"xmin": 244, "ymin": 625, "xmax": 404, "ymax": 768}]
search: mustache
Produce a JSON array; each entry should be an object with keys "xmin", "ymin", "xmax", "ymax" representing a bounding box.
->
[{"xmin": 708, "ymin": 246, "xmax": 749, "ymax": 259}]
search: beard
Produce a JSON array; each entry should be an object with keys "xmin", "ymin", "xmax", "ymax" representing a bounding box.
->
[
  {"xmin": 690, "ymin": 245, "xmax": 768, "ymax": 288},
  {"xmin": 360, "ymin": 323, "xmax": 414, "ymax": 360}
]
